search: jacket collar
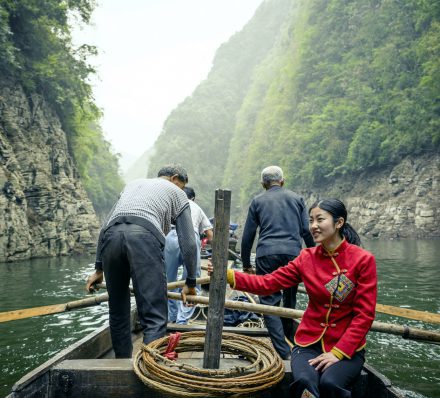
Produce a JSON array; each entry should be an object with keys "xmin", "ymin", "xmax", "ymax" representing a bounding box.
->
[
  {"xmin": 318, "ymin": 238, "xmax": 348, "ymax": 257},
  {"xmin": 267, "ymin": 185, "xmax": 282, "ymax": 191}
]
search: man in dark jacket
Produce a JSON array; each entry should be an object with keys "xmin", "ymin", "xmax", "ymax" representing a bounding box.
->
[
  {"xmin": 86, "ymin": 164, "xmax": 197, "ymax": 358},
  {"xmin": 241, "ymin": 165, "xmax": 315, "ymax": 359}
]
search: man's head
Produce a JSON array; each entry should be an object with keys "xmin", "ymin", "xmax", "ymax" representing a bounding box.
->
[
  {"xmin": 157, "ymin": 164, "xmax": 188, "ymax": 189},
  {"xmin": 183, "ymin": 186, "xmax": 196, "ymax": 201},
  {"xmin": 261, "ymin": 166, "xmax": 284, "ymax": 190}
]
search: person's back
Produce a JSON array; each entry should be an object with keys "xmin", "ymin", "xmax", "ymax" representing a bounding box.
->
[
  {"xmin": 240, "ymin": 165, "xmax": 314, "ymax": 360},
  {"xmin": 86, "ymin": 165, "xmax": 198, "ymax": 358},
  {"xmin": 165, "ymin": 186, "xmax": 213, "ymax": 324},
  {"xmin": 108, "ymin": 177, "xmax": 188, "ymax": 238},
  {"xmin": 251, "ymin": 186, "xmax": 313, "ymax": 258},
  {"xmin": 187, "ymin": 200, "xmax": 212, "ymax": 235}
]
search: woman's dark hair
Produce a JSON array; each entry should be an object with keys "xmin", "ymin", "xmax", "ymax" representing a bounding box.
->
[{"xmin": 309, "ymin": 199, "xmax": 361, "ymax": 246}]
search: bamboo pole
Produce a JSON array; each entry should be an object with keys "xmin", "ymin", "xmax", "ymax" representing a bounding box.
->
[
  {"xmin": 0, "ymin": 276, "xmax": 211, "ymax": 323},
  {"xmin": 224, "ymin": 252, "xmax": 440, "ymax": 325},
  {"xmin": 167, "ymin": 292, "xmax": 440, "ymax": 344},
  {"xmin": 295, "ymin": 286, "xmax": 440, "ymax": 324},
  {"xmin": 95, "ymin": 276, "xmax": 211, "ymax": 293}
]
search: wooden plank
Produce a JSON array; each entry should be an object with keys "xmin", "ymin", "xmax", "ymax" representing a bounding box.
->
[
  {"xmin": 11, "ymin": 323, "xmax": 111, "ymax": 396},
  {"xmin": 167, "ymin": 323, "xmax": 270, "ymax": 336},
  {"xmin": 49, "ymin": 358, "xmax": 293, "ymax": 398},
  {"xmin": 47, "ymin": 358, "xmax": 404, "ymax": 398},
  {"xmin": 10, "ymin": 309, "xmax": 139, "ymax": 397},
  {"xmin": 203, "ymin": 189, "xmax": 231, "ymax": 369}
]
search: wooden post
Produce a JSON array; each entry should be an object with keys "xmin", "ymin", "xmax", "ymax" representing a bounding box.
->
[{"xmin": 203, "ymin": 189, "xmax": 231, "ymax": 369}]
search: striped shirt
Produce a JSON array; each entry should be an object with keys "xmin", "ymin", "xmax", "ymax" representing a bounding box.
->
[{"xmin": 107, "ymin": 178, "xmax": 189, "ymax": 238}]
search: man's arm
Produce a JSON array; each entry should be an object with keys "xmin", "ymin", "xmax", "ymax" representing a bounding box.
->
[
  {"xmin": 199, "ymin": 208, "xmax": 213, "ymax": 242},
  {"xmin": 204, "ymin": 228, "xmax": 214, "ymax": 242},
  {"xmin": 241, "ymin": 203, "xmax": 258, "ymax": 269},
  {"xmin": 175, "ymin": 206, "xmax": 197, "ymax": 287},
  {"xmin": 86, "ymin": 200, "xmax": 118, "ymax": 292}
]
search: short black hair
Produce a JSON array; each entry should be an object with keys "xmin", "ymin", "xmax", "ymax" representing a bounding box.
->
[
  {"xmin": 183, "ymin": 186, "xmax": 195, "ymax": 200},
  {"xmin": 157, "ymin": 164, "xmax": 188, "ymax": 183}
]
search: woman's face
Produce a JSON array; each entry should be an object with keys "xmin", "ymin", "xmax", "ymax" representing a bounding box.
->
[{"xmin": 309, "ymin": 207, "xmax": 343, "ymax": 246}]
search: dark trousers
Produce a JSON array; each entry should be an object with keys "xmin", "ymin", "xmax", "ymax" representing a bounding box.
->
[
  {"xmin": 290, "ymin": 343, "xmax": 365, "ymax": 398},
  {"xmin": 101, "ymin": 223, "xmax": 167, "ymax": 358},
  {"xmin": 256, "ymin": 254, "xmax": 297, "ymax": 359}
]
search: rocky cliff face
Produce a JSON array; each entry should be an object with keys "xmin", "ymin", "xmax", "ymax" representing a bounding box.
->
[
  {"xmin": 304, "ymin": 153, "xmax": 440, "ymax": 239},
  {"xmin": 0, "ymin": 81, "xmax": 100, "ymax": 262}
]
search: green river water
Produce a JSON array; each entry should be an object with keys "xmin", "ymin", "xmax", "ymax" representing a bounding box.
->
[{"xmin": 0, "ymin": 240, "xmax": 439, "ymax": 397}]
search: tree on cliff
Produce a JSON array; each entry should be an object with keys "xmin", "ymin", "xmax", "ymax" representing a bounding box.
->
[
  {"xmin": 145, "ymin": 0, "xmax": 440, "ymax": 219},
  {"xmin": 0, "ymin": 0, "xmax": 123, "ymax": 216}
]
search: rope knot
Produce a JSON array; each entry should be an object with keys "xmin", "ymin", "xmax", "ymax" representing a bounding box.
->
[{"xmin": 163, "ymin": 332, "xmax": 181, "ymax": 360}]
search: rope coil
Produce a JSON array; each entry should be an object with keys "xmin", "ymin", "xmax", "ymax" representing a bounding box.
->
[{"xmin": 133, "ymin": 331, "xmax": 285, "ymax": 397}]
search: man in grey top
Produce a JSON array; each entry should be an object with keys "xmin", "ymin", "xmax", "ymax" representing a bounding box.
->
[
  {"xmin": 86, "ymin": 165, "xmax": 197, "ymax": 358},
  {"xmin": 241, "ymin": 166, "xmax": 315, "ymax": 359},
  {"xmin": 166, "ymin": 186, "xmax": 213, "ymax": 325}
]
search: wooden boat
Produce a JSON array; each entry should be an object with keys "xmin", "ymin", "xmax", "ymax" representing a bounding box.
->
[{"xmin": 7, "ymin": 311, "xmax": 404, "ymax": 398}]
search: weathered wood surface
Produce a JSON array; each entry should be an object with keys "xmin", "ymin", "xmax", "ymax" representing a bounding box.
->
[
  {"xmin": 203, "ymin": 189, "xmax": 231, "ymax": 369},
  {"xmin": 36, "ymin": 357, "xmax": 402, "ymax": 398},
  {"xmin": 49, "ymin": 358, "xmax": 292, "ymax": 398}
]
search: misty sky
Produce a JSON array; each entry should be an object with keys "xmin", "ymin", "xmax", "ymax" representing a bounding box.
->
[{"xmin": 72, "ymin": 0, "xmax": 262, "ymax": 171}]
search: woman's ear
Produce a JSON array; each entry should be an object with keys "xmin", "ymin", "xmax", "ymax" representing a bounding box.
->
[{"xmin": 335, "ymin": 217, "xmax": 345, "ymax": 230}]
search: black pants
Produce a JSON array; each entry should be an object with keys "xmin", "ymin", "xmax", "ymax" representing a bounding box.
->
[
  {"xmin": 101, "ymin": 223, "xmax": 167, "ymax": 358},
  {"xmin": 256, "ymin": 254, "xmax": 297, "ymax": 359},
  {"xmin": 290, "ymin": 343, "xmax": 365, "ymax": 398}
]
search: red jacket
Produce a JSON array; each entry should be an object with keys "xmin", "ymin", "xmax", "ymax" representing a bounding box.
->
[{"xmin": 233, "ymin": 239, "xmax": 377, "ymax": 358}]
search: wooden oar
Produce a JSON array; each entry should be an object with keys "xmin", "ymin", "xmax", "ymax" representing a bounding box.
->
[
  {"xmin": 374, "ymin": 304, "xmax": 440, "ymax": 325},
  {"xmin": 0, "ymin": 294, "xmax": 110, "ymax": 323},
  {"xmin": 168, "ymin": 292, "xmax": 440, "ymax": 344},
  {"xmin": 0, "ymin": 276, "xmax": 211, "ymax": 324},
  {"xmin": 296, "ymin": 286, "xmax": 440, "ymax": 325}
]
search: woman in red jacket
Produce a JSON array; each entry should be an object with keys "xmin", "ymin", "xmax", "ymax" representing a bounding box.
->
[{"xmin": 225, "ymin": 199, "xmax": 377, "ymax": 398}]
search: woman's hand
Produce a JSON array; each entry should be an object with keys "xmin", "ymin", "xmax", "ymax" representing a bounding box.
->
[{"xmin": 308, "ymin": 352, "xmax": 340, "ymax": 372}]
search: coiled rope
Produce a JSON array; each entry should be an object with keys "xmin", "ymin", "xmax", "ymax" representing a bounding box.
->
[{"xmin": 133, "ymin": 331, "xmax": 285, "ymax": 397}]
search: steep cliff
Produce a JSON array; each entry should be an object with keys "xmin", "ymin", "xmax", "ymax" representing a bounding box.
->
[
  {"xmin": 0, "ymin": 80, "xmax": 99, "ymax": 262},
  {"xmin": 300, "ymin": 153, "xmax": 440, "ymax": 239}
]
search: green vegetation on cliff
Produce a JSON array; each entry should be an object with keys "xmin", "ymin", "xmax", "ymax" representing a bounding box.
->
[
  {"xmin": 148, "ymin": 0, "xmax": 440, "ymax": 217},
  {"xmin": 147, "ymin": 0, "xmax": 293, "ymax": 215},
  {"xmin": 0, "ymin": 0, "xmax": 123, "ymax": 216}
]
